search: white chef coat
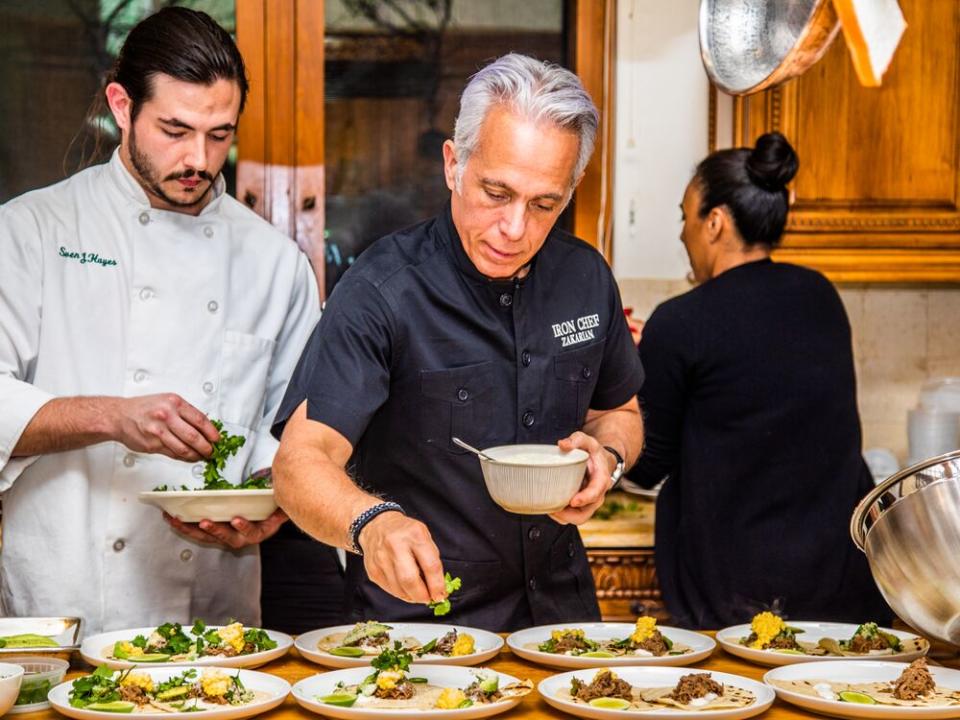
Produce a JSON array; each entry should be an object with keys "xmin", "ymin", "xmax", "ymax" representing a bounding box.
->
[{"xmin": 0, "ymin": 150, "xmax": 320, "ymax": 635}]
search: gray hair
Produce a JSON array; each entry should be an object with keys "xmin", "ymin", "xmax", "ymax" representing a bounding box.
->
[{"xmin": 452, "ymin": 53, "xmax": 598, "ymax": 191}]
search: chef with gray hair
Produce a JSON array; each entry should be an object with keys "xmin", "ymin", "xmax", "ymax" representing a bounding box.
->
[{"xmin": 272, "ymin": 53, "xmax": 643, "ymax": 630}]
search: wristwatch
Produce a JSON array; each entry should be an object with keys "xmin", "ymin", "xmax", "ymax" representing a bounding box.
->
[{"xmin": 603, "ymin": 446, "xmax": 625, "ymax": 488}]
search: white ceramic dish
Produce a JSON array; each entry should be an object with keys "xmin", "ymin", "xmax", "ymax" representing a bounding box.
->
[
  {"xmin": 138, "ymin": 489, "xmax": 277, "ymax": 522},
  {"xmin": 716, "ymin": 622, "xmax": 929, "ymax": 667},
  {"xmin": 0, "ymin": 662, "xmax": 26, "ymax": 716},
  {"xmin": 764, "ymin": 660, "xmax": 960, "ymax": 719},
  {"xmin": 506, "ymin": 622, "xmax": 715, "ymax": 669},
  {"xmin": 538, "ymin": 666, "xmax": 775, "ymax": 720},
  {"xmin": 296, "ymin": 623, "xmax": 503, "ymax": 669},
  {"xmin": 291, "ymin": 664, "xmax": 527, "ymax": 719},
  {"xmin": 48, "ymin": 666, "xmax": 289, "ymax": 720},
  {"xmin": 478, "ymin": 444, "xmax": 587, "ymax": 514},
  {"xmin": 80, "ymin": 626, "xmax": 292, "ymax": 670}
]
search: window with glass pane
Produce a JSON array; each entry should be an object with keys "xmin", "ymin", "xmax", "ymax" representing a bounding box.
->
[
  {"xmin": 0, "ymin": 0, "xmax": 236, "ymax": 205},
  {"xmin": 323, "ymin": 0, "xmax": 570, "ymax": 294}
]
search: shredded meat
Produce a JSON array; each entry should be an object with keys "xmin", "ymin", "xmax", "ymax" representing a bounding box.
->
[
  {"xmin": 571, "ymin": 671, "xmax": 633, "ymax": 702},
  {"xmin": 434, "ymin": 630, "xmax": 458, "ymax": 656},
  {"xmin": 202, "ymin": 693, "xmax": 229, "ymax": 705},
  {"xmin": 636, "ymin": 630, "xmax": 669, "ymax": 656},
  {"xmin": 204, "ymin": 646, "xmax": 239, "ymax": 657},
  {"xmin": 669, "ymin": 674, "xmax": 723, "ymax": 704},
  {"xmin": 119, "ymin": 686, "xmax": 149, "ymax": 705},
  {"xmin": 848, "ymin": 634, "xmax": 888, "ymax": 653},
  {"xmin": 554, "ymin": 634, "xmax": 593, "ymax": 654},
  {"xmin": 465, "ymin": 683, "xmax": 502, "ymax": 704},
  {"xmin": 766, "ymin": 635, "xmax": 801, "ymax": 651},
  {"xmin": 893, "ymin": 658, "xmax": 936, "ymax": 700},
  {"xmin": 375, "ymin": 681, "xmax": 415, "ymax": 700}
]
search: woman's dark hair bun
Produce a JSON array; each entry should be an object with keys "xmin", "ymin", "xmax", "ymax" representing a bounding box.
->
[{"xmin": 745, "ymin": 131, "xmax": 798, "ymax": 192}]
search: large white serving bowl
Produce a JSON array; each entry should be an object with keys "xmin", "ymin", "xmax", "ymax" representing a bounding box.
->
[
  {"xmin": 0, "ymin": 662, "xmax": 26, "ymax": 716},
  {"xmin": 478, "ymin": 444, "xmax": 587, "ymax": 514},
  {"xmin": 138, "ymin": 489, "xmax": 277, "ymax": 522},
  {"xmin": 291, "ymin": 664, "xmax": 527, "ymax": 719},
  {"xmin": 506, "ymin": 622, "xmax": 715, "ymax": 669},
  {"xmin": 48, "ymin": 666, "xmax": 289, "ymax": 720},
  {"xmin": 80, "ymin": 626, "xmax": 292, "ymax": 670},
  {"xmin": 716, "ymin": 622, "xmax": 929, "ymax": 667},
  {"xmin": 764, "ymin": 660, "xmax": 960, "ymax": 720},
  {"xmin": 538, "ymin": 666, "xmax": 775, "ymax": 720},
  {"xmin": 296, "ymin": 623, "xmax": 503, "ymax": 669}
]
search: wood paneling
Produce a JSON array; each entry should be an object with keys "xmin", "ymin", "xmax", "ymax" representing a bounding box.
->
[
  {"xmin": 730, "ymin": 0, "xmax": 960, "ymax": 282},
  {"xmin": 573, "ymin": 0, "xmax": 616, "ymax": 255}
]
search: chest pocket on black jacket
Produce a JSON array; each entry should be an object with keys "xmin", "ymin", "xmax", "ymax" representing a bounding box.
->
[
  {"xmin": 420, "ymin": 361, "xmax": 496, "ymax": 453},
  {"xmin": 552, "ymin": 340, "xmax": 606, "ymax": 433}
]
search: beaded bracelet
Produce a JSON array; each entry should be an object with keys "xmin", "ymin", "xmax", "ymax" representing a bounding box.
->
[{"xmin": 348, "ymin": 501, "xmax": 405, "ymax": 555}]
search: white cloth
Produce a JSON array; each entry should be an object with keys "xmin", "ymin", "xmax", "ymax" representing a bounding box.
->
[{"xmin": 0, "ymin": 151, "xmax": 320, "ymax": 635}]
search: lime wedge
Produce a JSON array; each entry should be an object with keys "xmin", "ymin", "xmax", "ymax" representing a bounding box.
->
[
  {"xmin": 772, "ymin": 649, "xmax": 805, "ymax": 655},
  {"xmin": 589, "ymin": 697, "xmax": 631, "ymax": 710},
  {"xmin": 130, "ymin": 653, "xmax": 172, "ymax": 662},
  {"xmin": 329, "ymin": 646, "xmax": 365, "ymax": 657},
  {"xmin": 839, "ymin": 691, "xmax": 877, "ymax": 705},
  {"xmin": 85, "ymin": 701, "xmax": 136, "ymax": 713},
  {"xmin": 581, "ymin": 651, "xmax": 616, "ymax": 658},
  {"xmin": 319, "ymin": 693, "xmax": 358, "ymax": 707}
]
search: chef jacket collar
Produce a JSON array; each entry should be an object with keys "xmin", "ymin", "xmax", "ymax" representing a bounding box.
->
[
  {"xmin": 441, "ymin": 201, "xmax": 540, "ymax": 289},
  {"xmin": 106, "ymin": 147, "xmax": 227, "ymax": 217}
]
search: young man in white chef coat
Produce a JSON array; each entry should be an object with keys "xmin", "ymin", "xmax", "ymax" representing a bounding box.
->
[{"xmin": 0, "ymin": 7, "xmax": 319, "ymax": 634}]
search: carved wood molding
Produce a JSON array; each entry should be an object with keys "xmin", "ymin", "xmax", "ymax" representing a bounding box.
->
[{"xmin": 587, "ymin": 549, "xmax": 661, "ymax": 601}]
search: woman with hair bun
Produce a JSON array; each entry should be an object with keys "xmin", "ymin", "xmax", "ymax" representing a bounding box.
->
[{"xmin": 627, "ymin": 132, "xmax": 890, "ymax": 628}]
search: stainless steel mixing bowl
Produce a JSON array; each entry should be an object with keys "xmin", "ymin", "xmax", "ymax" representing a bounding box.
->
[
  {"xmin": 851, "ymin": 449, "xmax": 960, "ymax": 646},
  {"xmin": 700, "ymin": 0, "xmax": 841, "ymax": 95}
]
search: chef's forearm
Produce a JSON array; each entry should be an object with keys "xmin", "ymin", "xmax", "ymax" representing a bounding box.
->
[
  {"xmin": 272, "ymin": 402, "xmax": 380, "ymax": 550},
  {"xmin": 12, "ymin": 396, "xmax": 119, "ymax": 456},
  {"xmin": 582, "ymin": 397, "xmax": 644, "ymax": 469}
]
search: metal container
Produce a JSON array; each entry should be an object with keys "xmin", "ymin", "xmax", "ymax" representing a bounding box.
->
[
  {"xmin": 700, "ymin": 0, "xmax": 841, "ymax": 95},
  {"xmin": 0, "ymin": 618, "xmax": 81, "ymax": 659},
  {"xmin": 851, "ymin": 449, "xmax": 960, "ymax": 645}
]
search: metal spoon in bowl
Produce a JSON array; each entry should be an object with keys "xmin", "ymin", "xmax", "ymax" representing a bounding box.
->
[{"xmin": 452, "ymin": 437, "xmax": 497, "ymax": 462}]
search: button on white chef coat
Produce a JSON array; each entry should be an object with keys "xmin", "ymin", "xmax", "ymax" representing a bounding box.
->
[{"xmin": 0, "ymin": 150, "xmax": 319, "ymax": 635}]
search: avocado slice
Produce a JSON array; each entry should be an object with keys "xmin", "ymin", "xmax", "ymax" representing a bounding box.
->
[
  {"xmin": 342, "ymin": 622, "xmax": 391, "ymax": 646},
  {"xmin": 155, "ymin": 686, "xmax": 191, "ymax": 701}
]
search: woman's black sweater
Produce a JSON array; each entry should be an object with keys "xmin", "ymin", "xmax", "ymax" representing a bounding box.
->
[{"xmin": 628, "ymin": 259, "xmax": 890, "ymax": 628}]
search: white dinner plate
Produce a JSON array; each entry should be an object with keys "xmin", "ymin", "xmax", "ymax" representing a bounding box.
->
[
  {"xmin": 716, "ymin": 622, "xmax": 929, "ymax": 667},
  {"xmin": 48, "ymin": 666, "xmax": 289, "ymax": 720},
  {"xmin": 538, "ymin": 666, "xmax": 775, "ymax": 720},
  {"xmin": 296, "ymin": 623, "xmax": 503, "ymax": 669},
  {"xmin": 506, "ymin": 622, "xmax": 715, "ymax": 669},
  {"xmin": 291, "ymin": 664, "xmax": 528, "ymax": 719},
  {"xmin": 764, "ymin": 660, "xmax": 960, "ymax": 719},
  {"xmin": 81, "ymin": 627, "xmax": 292, "ymax": 670},
  {"xmin": 138, "ymin": 489, "xmax": 277, "ymax": 522}
]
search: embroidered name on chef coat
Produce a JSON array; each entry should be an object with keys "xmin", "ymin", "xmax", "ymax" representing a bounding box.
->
[
  {"xmin": 552, "ymin": 313, "xmax": 601, "ymax": 347},
  {"xmin": 58, "ymin": 246, "xmax": 118, "ymax": 267}
]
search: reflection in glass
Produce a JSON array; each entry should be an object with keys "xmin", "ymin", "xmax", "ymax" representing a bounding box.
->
[{"xmin": 323, "ymin": 0, "xmax": 570, "ymax": 294}]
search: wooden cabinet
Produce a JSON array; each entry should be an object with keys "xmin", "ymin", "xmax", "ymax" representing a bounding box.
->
[
  {"xmin": 718, "ymin": 0, "xmax": 960, "ymax": 282},
  {"xmin": 588, "ymin": 548, "xmax": 666, "ymax": 622},
  {"xmin": 579, "ymin": 494, "xmax": 665, "ymax": 622}
]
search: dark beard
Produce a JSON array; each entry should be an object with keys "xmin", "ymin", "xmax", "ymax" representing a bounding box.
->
[{"xmin": 128, "ymin": 124, "xmax": 215, "ymax": 209}]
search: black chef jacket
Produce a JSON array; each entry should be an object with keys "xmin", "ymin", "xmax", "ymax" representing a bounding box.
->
[{"xmin": 272, "ymin": 204, "xmax": 643, "ymax": 632}]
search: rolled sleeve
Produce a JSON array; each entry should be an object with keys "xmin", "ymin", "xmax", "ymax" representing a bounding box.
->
[{"xmin": 0, "ymin": 202, "xmax": 49, "ymax": 488}]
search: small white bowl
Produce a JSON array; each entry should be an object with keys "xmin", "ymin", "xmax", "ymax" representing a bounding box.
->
[
  {"xmin": 0, "ymin": 662, "xmax": 26, "ymax": 716},
  {"xmin": 479, "ymin": 444, "xmax": 588, "ymax": 514},
  {"xmin": 6, "ymin": 656, "xmax": 68, "ymax": 713},
  {"xmin": 138, "ymin": 489, "xmax": 277, "ymax": 522}
]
